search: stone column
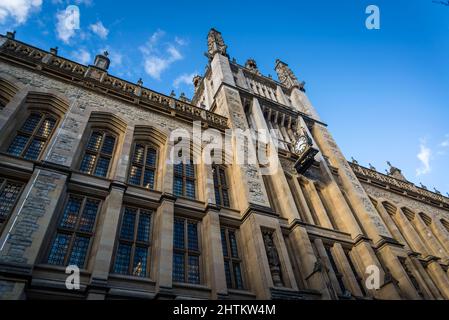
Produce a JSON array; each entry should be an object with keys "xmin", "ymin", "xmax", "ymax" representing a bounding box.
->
[
  {"xmin": 0, "ymin": 168, "xmax": 68, "ymax": 299},
  {"xmin": 152, "ymin": 195, "xmax": 175, "ymax": 297},
  {"xmin": 87, "ymin": 182, "xmax": 125, "ymax": 300},
  {"xmin": 426, "ymin": 260, "xmax": 449, "ymax": 299},
  {"xmin": 331, "ymin": 243, "xmax": 364, "ymax": 297},
  {"xmin": 202, "ymin": 205, "xmax": 227, "ymax": 298},
  {"xmin": 413, "ymin": 215, "xmax": 447, "ymax": 258},
  {"xmin": 431, "ymin": 220, "xmax": 449, "ymax": 255},
  {"xmin": 393, "ymin": 208, "xmax": 430, "ymax": 257},
  {"xmin": 289, "ymin": 176, "xmax": 315, "ymax": 224},
  {"xmin": 302, "ymin": 180, "xmax": 333, "ymax": 229}
]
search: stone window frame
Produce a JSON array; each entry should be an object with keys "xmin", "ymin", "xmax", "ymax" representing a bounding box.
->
[
  {"xmin": 172, "ymin": 215, "xmax": 202, "ymax": 285},
  {"xmin": 44, "ymin": 193, "xmax": 102, "ymax": 270},
  {"xmin": 0, "ymin": 77, "xmax": 19, "ymax": 111},
  {"xmin": 0, "ymin": 177, "xmax": 24, "ymax": 233},
  {"xmin": 220, "ymin": 226, "xmax": 245, "ymax": 290},
  {"xmin": 111, "ymin": 205, "xmax": 153, "ymax": 278},
  {"xmin": 212, "ymin": 164, "xmax": 231, "ymax": 208},
  {"xmin": 127, "ymin": 141, "xmax": 158, "ymax": 190},
  {"xmin": 173, "ymin": 154, "xmax": 197, "ymax": 200},
  {"xmin": 6, "ymin": 111, "xmax": 59, "ymax": 161}
]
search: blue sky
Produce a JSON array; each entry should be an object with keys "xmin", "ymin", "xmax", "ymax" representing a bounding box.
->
[{"xmin": 0, "ymin": 0, "xmax": 448, "ymax": 194}]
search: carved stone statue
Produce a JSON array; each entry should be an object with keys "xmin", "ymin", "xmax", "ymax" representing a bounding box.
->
[
  {"xmin": 245, "ymin": 58, "xmax": 260, "ymax": 75},
  {"xmin": 386, "ymin": 161, "xmax": 407, "ymax": 181},
  {"xmin": 262, "ymin": 231, "xmax": 283, "ymax": 287},
  {"xmin": 207, "ymin": 28, "xmax": 228, "ymax": 59}
]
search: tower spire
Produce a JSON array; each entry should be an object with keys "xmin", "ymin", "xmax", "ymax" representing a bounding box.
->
[
  {"xmin": 275, "ymin": 59, "xmax": 305, "ymax": 91},
  {"xmin": 207, "ymin": 28, "xmax": 228, "ymax": 60}
]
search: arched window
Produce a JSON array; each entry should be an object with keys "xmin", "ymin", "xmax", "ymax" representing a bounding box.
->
[
  {"xmin": 79, "ymin": 130, "xmax": 117, "ymax": 177},
  {"xmin": 6, "ymin": 112, "xmax": 58, "ymax": 160},
  {"xmin": 213, "ymin": 164, "xmax": 230, "ymax": 207},
  {"xmin": 173, "ymin": 159, "xmax": 196, "ymax": 199},
  {"xmin": 46, "ymin": 194, "xmax": 101, "ymax": 268},
  {"xmin": 112, "ymin": 206, "xmax": 152, "ymax": 277},
  {"xmin": 128, "ymin": 142, "xmax": 157, "ymax": 189}
]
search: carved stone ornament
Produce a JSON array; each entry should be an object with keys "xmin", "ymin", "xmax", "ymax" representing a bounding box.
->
[
  {"xmin": 262, "ymin": 230, "xmax": 284, "ymax": 287},
  {"xmin": 293, "ymin": 129, "xmax": 318, "ymax": 175},
  {"xmin": 275, "ymin": 59, "xmax": 304, "ymax": 91},
  {"xmin": 207, "ymin": 28, "xmax": 228, "ymax": 59}
]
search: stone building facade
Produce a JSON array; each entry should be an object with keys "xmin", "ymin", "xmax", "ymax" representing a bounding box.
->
[{"xmin": 0, "ymin": 29, "xmax": 448, "ymax": 300}]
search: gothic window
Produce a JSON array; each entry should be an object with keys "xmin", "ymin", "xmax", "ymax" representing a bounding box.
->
[
  {"xmin": 7, "ymin": 112, "xmax": 58, "ymax": 160},
  {"xmin": 220, "ymin": 227, "xmax": 244, "ymax": 290},
  {"xmin": 128, "ymin": 142, "xmax": 157, "ymax": 189},
  {"xmin": 173, "ymin": 159, "xmax": 196, "ymax": 199},
  {"xmin": 79, "ymin": 130, "xmax": 116, "ymax": 178},
  {"xmin": 0, "ymin": 178, "xmax": 23, "ymax": 231},
  {"xmin": 112, "ymin": 207, "xmax": 152, "ymax": 277},
  {"xmin": 213, "ymin": 165, "xmax": 230, "ymax": 208},
  {"xmin": 173, "ymin": 217, "xmax": 201, "ymax": 284},
  {"xmin": 46, "ymin": 195, "xmax": 101, "ymax": 268}
]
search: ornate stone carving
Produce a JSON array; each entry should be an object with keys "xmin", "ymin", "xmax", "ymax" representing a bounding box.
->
[
  {"xmin": 275, "ymin": 59, "xmax": 305, "ymax": 91},
  {"xmin": 207, "ymin": 28, "xmax": 227, "ymax": 59},
  {"xmin": 262, "ymin": 230, "xmax": 284, "ymax": 287},
  {"xmin": 245, "ymin": 58, "xmax": 261, "ymax": 75}
]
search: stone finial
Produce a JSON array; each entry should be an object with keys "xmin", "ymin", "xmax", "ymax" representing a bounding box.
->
[
  {"xmin": 434, "ymin": 188, "xmax": 441, "ymax": 195},
  {"xmin": 6, "ymin": 31, "xmax": 16, "ymax": 39},
  {"xmin": 207, "ymin": 28, "xmax": 228, "ymax": 59},
  {"xmin": 50, "ymin": 47, "xmax": 58, "ymax": 55},
  {"xmin": 369, "ymin": 163, "xmax": 376, "ymax": 171},
  {"xmin": 446, "ymin": 192, "xmax": 449, "ymax": 197},
  {"xmin": 93, "ymin": 51, "xmax": 110, "ymax": 70},
  {"xmin": 386, "ymin": 161, "xmax": 407, "ymax": 181},
  {"xmin": 245, "ymin": 58, "xmax": 260, "ymax": 75},
  {"xmin": 419, "ymin": 182, "xmax": 428, "ymax": 190},
  {"xmin": 193, "ymin": 75, "xmax": 202, "ymax": 93},
  {"xmin": 351, "ymin": 157, "xmax": 358, "ymax": 164},
  {"xmin": 170, "ymin": 90, "xmax": 176, "ymax": 98},
  {"xmin": 275, "ymin": 59, "xmax": 305, "ymax": 91},
  {"xmin": 137, "ymin": 78, "xmax": 143, "ymax": 87},
  {"xmin": 179, "ymin": 92, "xmax": 187, "ymax": 102}
]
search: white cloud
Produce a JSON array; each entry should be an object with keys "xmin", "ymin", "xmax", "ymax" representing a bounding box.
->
[
  {"xmin": 56, "ymin": 8, "xmax": 78, "ymax": 44},
  {"xmin": 173, "ymin": 72, "xmax": 197, "ymax": 88},
  {"xmin": 89, "ymin": 21, "xmax": 109, "ymax": 39},
  {"xmin": 440, "ymin": 134, "xmax": 449, "ymax": 148},
  {"xmin": 416, "ymin": 141, "xmax": 431, "ymax": 176},
  {"xmin": 139, "ymin": 30, "xmax": 184, "ymax": 80},
  {"xmin": 0, "ymin": 0, "xmax": 42, "ymax": 25},
  {"xmin": 70, "ymin": 48, "xmax": 91, "ymax": 65}
]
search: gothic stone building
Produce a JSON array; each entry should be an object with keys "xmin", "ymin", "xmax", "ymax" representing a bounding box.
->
[{"xmin": 0, "ymin": 29, "xmax": 448, "ymax": 300}]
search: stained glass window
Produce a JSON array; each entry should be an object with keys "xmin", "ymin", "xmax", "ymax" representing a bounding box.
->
[
  {"xmin": 46, "ymin": 195, "xmax": 101, "ymax": 268},
  {"xmin": 112, "ymin": 207, "xmax": 152, "ymax": 278},
  {"xmin": 213, "ymin": 165, "xmax": 230, "ymax": 207},
  {"xmin": 128, "ymin": 143, "xmax": 157, "ymax": 190},
  {"xmin": 0, "ymin": 179, "xmax": 24, "ymax": 230},
  {"xmin": 221, "ymin": 227, "xmax": 244, "ymax": 290},
  {"xmin": 79, "ymin": 130, "xmax": 116, "ymax": 178},
  {"xmin": 7, "ymin": 112, "xmax": 58, "ymax": 160},
  {"xmin": 173, "ymin": 217, "xmax": 201, "ymax": 284},
  {"xmin": 173, "ymin": 159, "xmax": 196, "ymax": 199}
]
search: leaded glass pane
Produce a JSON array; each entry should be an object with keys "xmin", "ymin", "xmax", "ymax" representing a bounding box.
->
[
  {"xmin": 36, "ymin": 117, "xmax": 56, "ymax": 138},
  {"xmin": 101, "ymin": 135, "xmax": 116, "ymax": 155},
  {"xmin": 185, "ymin": 163, "xmax": 195, "ymax": 178},
  {"xmin": 188, "ymin": 222, "xmax": 199, "ymax": 251},
  {"xmin": 0, "ymin": 182, "xmax": 22, "ymax": 219},
  {"xmin": 132, "ymin": 246, "xmax": 148, "ymax": 277},
  {"xmin": 174, "ymin": 163, "xmax": 183, "ymax": 176},
  {"xmin": 47, "ymin": 233, "xmax": 71, "ymax": 266},
  {"xmin": 79, "ymin": 199, "xmax": 99, "ymax": 232},
  {"xmin": 220, "ymin": 228, "xmax": 228, "ymax": 257},
  {"xmin": 24, "ymin": 138, "xmax": 45, "ymax": 160},
  {"xmin": 214, "ymin": 187, "xmax": 221, "ymax": 206},
  {"xmin": 224, "ymin": 260, "xmax": 232, "ymax": 288},
  {"xmin": 187, "ymin": 255, "xmax": 200, "ymax": 284},
  {"xmin": 79, "ymin": 154, "xmax": 96, "ymax": 174},
  {"xmin": 143, "ymin": 169, "xmax": 155, "ymax": 189},
  {"xmin": 173, "ymin": 177, "xmax": 183, "ymax": 196},
  {"xmin": 21, "ymin": 113, "xmax": 41, "ymax": 133},
  {"xmin": 133, "ymin": 144, "xmax": 145, "ymax": 164},
  {"xmin": 59, "ymin": 197, "xmax": 82, "ymax": 229},
  {"xmin": 120, "ymin": 208, "xmax": 136, "ymax": 240},
  {"xmin": 113, "ymin": 243, "xmax": 132, "ymax": 275},
  {"xmin": 7, "ymin": 134, "xmax": 29, "ymax": 156},
  {"xmin": 233, "ymin": 263, "xmax": 244, "ymax": 289},
  {"xmin": 94, "ymin": 157, "xmax": 110, "ymax": 177},
  {"xmin": 213, "ymin": 167, "xmax": 219, "ymax": 185},
  {"xmin": 229, "ymin": 230, "xmax": 239, "ymax": 258},
  {"xmin": 173, "ymin": 252, "xmax": 185, "ymax": 282},
  {"xmin": 173, "ymin": 218, "xmax": 185, "ymax": 249},
  {"xmin": 137, "ymin": 213, "xmax": 151, "ymax": 243},
  {"xmin": 146, "ymin": 148, "xmax": 157, "ymax": 167},
  {"xmin": 68, "ymin": 236, "xmax": 90, "ymax": 268},
  {"xmin": 185, "ymin": 179, "xmax": 195, "ymax": 199},
  {"xmin": 87, "ymin": 132, "xmax": 103, "ymax": 152},
  {"xmin": 128, "ymin": 166, "xmax": 142, "ymax": 185},
  {"xmin": 222, "ymin": 189, "xmax": 230, "ymax": 207},
  {"xmin": 219, "ymin": 169, "xmax": 227, "ymax": 186}
]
